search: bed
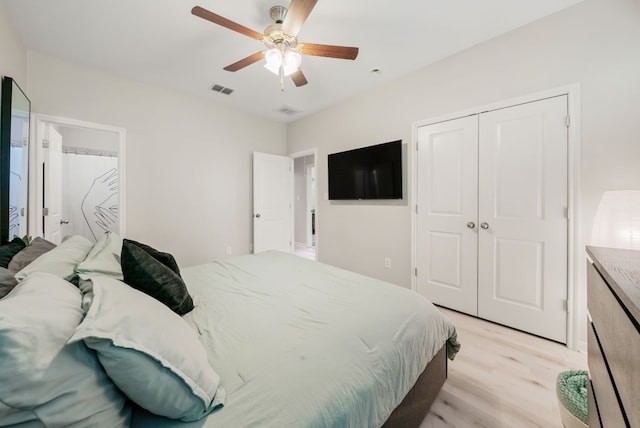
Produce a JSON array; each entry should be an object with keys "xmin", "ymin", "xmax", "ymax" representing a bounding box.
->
[{"xmin": 0, "ymin": 233, "xmax": 460, "ymax": 427}]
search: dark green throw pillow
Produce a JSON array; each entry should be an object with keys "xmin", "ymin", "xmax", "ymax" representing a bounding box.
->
[
  {"xmin": 121, "ymin": 240, "xmax": 193, "ymax": 315},
  {"xmin": 0, "ymin": 238, "xmax": 26, "ymax": 269},
  {"xmin": 123, "ymin": 239, "xmax": 181, "ymax": 276}
]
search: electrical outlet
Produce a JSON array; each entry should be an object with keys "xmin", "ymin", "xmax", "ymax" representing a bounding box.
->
[
  {"xmin": 384, "ymin": 258, "xmax": 391, "ymax": 268},
  {"xmin": 226, "ymin": 246, "xmax": 232, "ymax": 255}
]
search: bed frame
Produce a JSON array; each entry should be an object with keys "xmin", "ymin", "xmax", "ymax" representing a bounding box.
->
[{"xmin": 382, "ymin": 345, "xmax": 447, "ymax": 427}]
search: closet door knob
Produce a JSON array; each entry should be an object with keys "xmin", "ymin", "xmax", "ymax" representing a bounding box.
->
[
  {"xmin": 466, "ymin": 222, "xmax": 476, "ymax": 229},
  {"xmin": 255, "ymin": 213, "xmax": 261, "ymax": 218},
  {"xmin": 480, "ymin": 222, "xmax": 490, "ymax": 230}
]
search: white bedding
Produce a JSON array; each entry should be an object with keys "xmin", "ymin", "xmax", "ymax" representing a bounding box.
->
[{"xmin": 131, "ymin": 251, "xmax": 459, "ymax": 427}]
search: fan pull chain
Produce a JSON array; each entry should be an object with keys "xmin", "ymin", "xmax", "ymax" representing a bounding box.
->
[{"xmin": 279, "ymin": 65, "xmax": 285, "ymax": 92}]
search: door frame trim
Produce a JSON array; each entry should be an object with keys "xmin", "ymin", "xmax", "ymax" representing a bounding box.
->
[
  {"xmin": 30, "ymin": 114, "xmax": 127, "ymax": 239},
  {"xmin": 289, "ymin": 148, "xmax": 318, "ymax": 259},
  {"xmin": 410, "ymin": 84, "xmax": 582, "ymax": 350}
]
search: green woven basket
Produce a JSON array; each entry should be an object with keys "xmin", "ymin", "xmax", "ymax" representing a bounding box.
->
[{"xmin": 556, "ymin": 370, "xmax": 588, "ymax": 425}]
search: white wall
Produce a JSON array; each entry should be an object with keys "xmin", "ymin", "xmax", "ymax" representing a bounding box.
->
[
  {"xmin": 0, "ymin": 2, "xmax": 26, "ymax": 87},
  {"xmin": 26, "ymin": 52, "xmax": 287, "ymax": 267},
  {"xmin": 287, "ymin": 0, "xmax": 640, "ymax": 345}
]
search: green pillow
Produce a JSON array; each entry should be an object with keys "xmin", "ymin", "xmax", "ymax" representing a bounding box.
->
[
  {"xmin": 123, "ymin": 238, "xmax": 181, "ymax": 276},
  {"xmin": 77, "ymin": 232, "xmax": 123, "ymax": 280},
  {"xmin": 69, "ymin": 276, "xmax": 224, "ymax": 421},
  {"xmin": 0, "ymin": 272, "xmax": 131, "ymax": 426},
  {"xmin": 121, "ymin": 240, "xmax": 193, "ymax": 315},
  {"xmin": 15, "ymin": 235, "xmax": 94, "ymax": 282}
]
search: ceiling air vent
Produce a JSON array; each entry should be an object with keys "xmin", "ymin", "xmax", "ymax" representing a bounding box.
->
[
  {"xmin": 277, "ymin": 106, "xmax": 300, "ymax": 116},
  {"xmin": 210, "ymin": 84, "xmax": 234, "ymax": 95}
]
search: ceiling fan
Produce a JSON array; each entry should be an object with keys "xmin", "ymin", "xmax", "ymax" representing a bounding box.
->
[{"xmin": 192, "ymin": 0, "xmax": 359, "ymax": 89}]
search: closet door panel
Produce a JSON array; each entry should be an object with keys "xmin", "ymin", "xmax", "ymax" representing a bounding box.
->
[
  {"xmin": 477, "ymin": 95, "xmax": 568, "ymax": 343},
  {"xmin": 416, "ymin": 116, "xmax": 478, "ymax": 315},
  {"xmin": 494, "ymin": 238, "xmax": 543, "ymax": 308}
]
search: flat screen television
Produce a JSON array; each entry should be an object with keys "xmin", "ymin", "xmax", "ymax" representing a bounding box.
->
[{"xmin": 328, "ymin": 140, "xmax": 402, "ymax": 200}]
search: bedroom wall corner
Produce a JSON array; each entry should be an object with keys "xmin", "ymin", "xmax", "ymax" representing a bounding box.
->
[
  {"xmin": 0, "ymin": 1, "xmax": 27, "ymax": 87},
  {"xmin": 286, "ymin": 0, "xmax": 640, "ymax": 351},
  {"xmin": 26, "ymin": 52, "xmax": 287, "ymax": 267}
]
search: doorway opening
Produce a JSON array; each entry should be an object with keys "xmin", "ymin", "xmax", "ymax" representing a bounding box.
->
[
  {"xmin": 291, "ymin": 149, "xmax": 317, "ymax": 260},
  {"xmin": 31, "ymin": 115, "xmax": 126, "ymax": 244}
]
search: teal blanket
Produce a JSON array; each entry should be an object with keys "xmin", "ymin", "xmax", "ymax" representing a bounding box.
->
[{"xmin": 556, "ymin": 370, "xmax": 588, "ymax": 424}]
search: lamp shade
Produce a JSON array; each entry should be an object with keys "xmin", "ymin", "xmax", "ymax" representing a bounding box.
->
[
  {"xmin": 591, "ymin": 190, "xmax": 640, "ymax": 249},
  {"xmin": 263, "ymin": 47, "xmax": 301, "ymax": 77},
  {"xmin": 264, "ymin": 48, "xmax": 282, "ymax": 75},
  {"xmin": 282, "ymin": 50, "xmax": 302, "ymax": 76}
]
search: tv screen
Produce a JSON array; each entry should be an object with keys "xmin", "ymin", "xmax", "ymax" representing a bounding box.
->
[{"xmin": 328, "ymin": 140, "xmax": 402, "ymax": 200}]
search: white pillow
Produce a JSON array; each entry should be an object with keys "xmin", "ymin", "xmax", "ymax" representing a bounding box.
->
[
  {"xmin": 76, "ymin": 231, "xmax": 124, "ymax": 280},
  {"xmin": 14, "ymin": 235, "xmax": 94, "ymax": 281},
  {"xmin": 69, "ymin": 275, "xmax": 225, "ymax": 421},
  {"xmin": 0, "ymin": 272, "xmax": 131, "ymax": 427}
]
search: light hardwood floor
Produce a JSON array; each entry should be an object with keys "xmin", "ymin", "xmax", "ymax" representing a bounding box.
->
[
  {"xmin": 421, "ymin": 308, "xmax": 587, "ymax": 428},
  {"xmin": 294, "ymin": 243, "xmax": 316, "ymax": 260}
]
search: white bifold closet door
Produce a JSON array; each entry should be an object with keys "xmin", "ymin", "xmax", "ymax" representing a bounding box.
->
[
  {"xmin": 416, "ymin": 95, "xmax": 568, "ymax": 343},
  {"xmin": 416, "ymin": 115, "xmax": 479, "ymax": 315}
]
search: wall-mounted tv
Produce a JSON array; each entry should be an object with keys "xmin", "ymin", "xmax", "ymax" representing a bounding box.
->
[{"xmin": 328, "ymin": 140, "xmax": 402, "ymax": 200}]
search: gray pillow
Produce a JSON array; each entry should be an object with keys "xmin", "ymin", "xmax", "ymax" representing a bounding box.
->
[
  {"xmin": 0, "ymin": 267, "xmax": 18, "ymax": 299},
  {"xmin": 8, "ymin": 237, "xmax": 56, "ymax": 273},
  {"xmin": 0, "ymin": 237, "xmax": 26, "ymax": 269}
]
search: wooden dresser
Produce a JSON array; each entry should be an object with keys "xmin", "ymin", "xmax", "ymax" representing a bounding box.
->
[{"xmin": 586, "ymin": 246, "xmax": 640, "ymax": 428}]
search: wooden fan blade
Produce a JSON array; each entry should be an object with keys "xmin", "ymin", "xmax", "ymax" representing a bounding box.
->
[
  {"xmin": 300, "ymin": 43, "xmax": 359, "ymax": 60},
  {"xmin": 281, "ymin": 0, "xmax": 318, "ymax": 37},
  {"xmin": 224, "ymin": 51, "xmax": 266, "ymax": 72},
  {"xmin": 192, "ymin": 6, "xmax": 263, "ymax": 40},
  {"xmin": 290, "ymin": 69, "xmax": 308, "ymax": 87}
]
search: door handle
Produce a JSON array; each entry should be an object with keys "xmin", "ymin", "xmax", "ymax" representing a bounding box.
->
[
  {"xmin": 466, "ymin": 221, "xmax": 476, "ymax": 229},
  {"xmin": 480, "ymin": 222, "xmax": 489, "ymax": 230},
  {"xmin": 255, "ymin": 213, "xmax": 261, "ymax": 218},
  {"xmin": 60, "ymin": 220, "xmax": 69, "ymax": 225}
]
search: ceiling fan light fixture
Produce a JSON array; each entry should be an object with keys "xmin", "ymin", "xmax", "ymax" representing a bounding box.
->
[
  {"xmin": 283, "ymin": 49, "xmax": 302, "ymax": 75},
  {"xmin": 264, "ymin": 46, "xmax": 302, "ymax": 77},
  {"xmin": 192, "ymin": 0, "xmax": 358, "ymax": 89},
  {"xmin": 264, "ymin": 48, "xmax": 283, "ymax": 74}
]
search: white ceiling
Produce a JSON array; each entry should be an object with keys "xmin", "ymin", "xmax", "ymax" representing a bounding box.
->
[{"xmin": 4, "ymin": 0, "xmax": 582, "ymax": 123}]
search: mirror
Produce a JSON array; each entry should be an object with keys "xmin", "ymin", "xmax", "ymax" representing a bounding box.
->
[{"xmin": 1, "ymin": 76, "xmax": 31, "ymax": 244}]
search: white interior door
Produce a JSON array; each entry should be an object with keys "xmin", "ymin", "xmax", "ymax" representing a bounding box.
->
[
  {"xmin": 305, "ymin": 164, "xmax": 316, "ymax": 248},
  {"xmin": 416, "ymin": 95, "xmax": 568, "ymax": 342},
  {"xmin": 478, "ymin": 95, "xmax": 568, "ymax": 342},
  {"xmin": 253, "ymin": 152, "xmax": 293, "ymax": 254},
  {"xmin": 44, "ymin": 124, "xmax": 63, "ymax": 244},
  {"xmin": 416, "ymin": 115, "xmax": 479, "ymax": 315}
]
